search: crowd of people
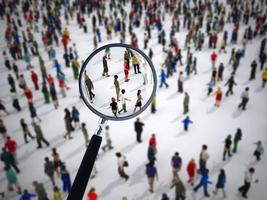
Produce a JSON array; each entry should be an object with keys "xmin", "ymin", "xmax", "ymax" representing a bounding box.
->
[{"xmin": 0, "ymin": 0, "xmax": 266, "ymax": 199}]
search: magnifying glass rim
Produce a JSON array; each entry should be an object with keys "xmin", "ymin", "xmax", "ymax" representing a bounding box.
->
[{"xmin": 79, "ymin": 43, "xmax": 157, "ymax": 121}]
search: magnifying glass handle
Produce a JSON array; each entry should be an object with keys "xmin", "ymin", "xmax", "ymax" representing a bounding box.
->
[{"xmin": 67, "ymin": 134, "xmax": 102, "ymax": 200}]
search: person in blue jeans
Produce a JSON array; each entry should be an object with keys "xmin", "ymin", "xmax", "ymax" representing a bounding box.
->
[
  {"xmin": 182, "ymin": 116, "xmax": 193, "ymax": 131},
  {"xmin": 193, "ymin": 169, "xmax": 212, "ymax": 197},
  {"xmin": 159, "ymin": 69, "xmax": 169, "ymax": 88},
  {"xmin": 61, "ymin": 165, "xmax": 72, "ymax": 193}
]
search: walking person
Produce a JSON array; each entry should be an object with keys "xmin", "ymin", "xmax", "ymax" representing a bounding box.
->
[
  {"xmin": 225, "ymin": 75, "xmax": 237, "ymax": 96},
  {"xmin": 187, "ymin": 158, "xmax": 197, "ymax": 186},
  {"xmin": 44, "ymin": 157, "xmax": 56, "ymax": 186},
  {"xmin": 199, "ymin": 145, "xmax": 209, "ymax": 174},
  {"xmin": 4, "ymin": 136, "xmax": 18, "ymax": 164},
  {"xmin": 132, "ymin": 54, "xmax": 141, "ymax": 74},
  {"xmin": 19, "ymin": 189, "xmax": 36, "ymax": 200},
  {"xmin": 253, "ymin": 140, "xmax": 264, "ymax": 161},
  {"xmin": 133, "ymin": 90, "xmax": 143, "ymax": 112},
  {"xmin": 64, "ymin": 108, "xmax": 73, "ymax": 139},
  {"xmin": 118, "ymin": 89, "xmax": 131, "ymax": 114},
  {"xmin": 53, "ymin": 186, "xmax": 62, "ymax": 200},
  {"xmin": 183, "ymin": 92, "xmax": 190, "ymax": 114},
  {"xmin": 181, "ymin": 116, "xmax": 193, "ymax": 131},
  {"xmin": 170, "ymin": 175, "xmax": 186, "ymax": 200},
  {"xmin": 177, "ymin": 72, "xmax": 184, "ymax": 93},
  {"xmin": 20, "ymin": 118, "xmax": 35, "ymax": 144},
  {"xmin": 159, "ymin": 69, "xmax": 169, "ymax": 88},
  {"xmin": 32, "ymin": 181, "xmax": 49, "ymax": 200},
  {"xmin": 1, "ymin": 148, "xmax": 20, "ymax": 173},
  {"xmin": 110, "ymin": 97, "xmax": 118, "ymax": 118},
  {"xmin": 4, "ymin": 166, "xmax": 21, "ymax": 194},
  {"xmin": 261, "ymin": 68, "xmax": 267, "ymax": 88},
  {"xmin": 238, "ymin": 168, "xmax": 256, "ymax": 199},
  {"xmin": 146, "ymin": 161, "xmax": 158, "ymax": 193},
  {"xmin": 238, "ymin": 87, "xmax": 250, "ymax": 110},
  {"xmin": 28, "ymin": 102, "xmax": 41, "ymax": 122},
  {"xmin": 84, "ymin": 71, "xmax": 95, "ymax": 103},
  {"xmin": 60, "ymin": 165, "xmax": 72, "ymax": 193},
  {"xmin": 52, "ymin": 148, "xmax": 62, "ymax": 177},
  {"xmin": 71, "ymin": 106, "xmax": 80, "ymax": 129},
  {"xmin": 10, "ymin": 89, "xmax": 21, "ymax": 111},
  {"xmin": 87, "ymin": 187, "xmax": 98, "ymax": 200},
  {"xmin": 114, "ymin": 75, "xmax": 120, "ymax": 101},
  {"xmin": 116, "ymin": 152, "xmax": 129, "ymax": 181},
  {"xmin": 171, "ymin": 152, "xmax": 182, "ymax": 180},
  {"xmin": 249, "ymin": 60, "xmax": 257, "ymax": 80},
  {"xmin": 81, "ymin": 123, "xmax": 90, "ymax": 146},
  {"xmin": 193, "ymin": 169, "xmax": 212, "ymax": 197},
  {"xmin": 32, "ymin": 121, "xmax": 50, "ymax": 148},
  {"xmin": 223, "ymin": 135, "xmax": 232, "ymax": 160},
  {"xmin": 217, "ymin": 63, "xmax": 224, "ymax": 81},
  {"xmin": 102, "ymin": 125, "xmax": 113, "ymax": 151},
  {"xmin": 232, "ymin": 128, "xmax": 242, "ymax": 153},
  {"xmin": 213, "ymin": 169, "xmax": 226, "ymax": 198},
  {"xmin": 102, "ymin": 56, "xmax": 109, "ymax": 77},
  {"xmin": 134, "ymin": 118, "xmax": 144, "ymax": 143}
]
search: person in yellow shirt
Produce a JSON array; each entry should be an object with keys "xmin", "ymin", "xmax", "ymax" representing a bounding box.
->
[
  {"xmin": 53, "ymin": 186, "xmax": 62, "ymax": 200},
  {"xmin": 132, "ymin": 55, "xmax": 141, "ymax": 74},
  {"xmin": 262, "ymin": 68, "xmax": 267, "ymax": 88}
]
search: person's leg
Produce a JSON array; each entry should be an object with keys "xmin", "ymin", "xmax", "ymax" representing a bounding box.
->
[
  {"xmin": 194, "ymin": 182, "xmax": 203, "ymax": 192},
  {"xmin": 203, "ymin": 184, "xmax": 209, "ymax": 197},
  {"xmin": 42, "ymin": 137, "xmax": 50, "ymax": 146},
  {"xmin": 37, "ymin": 138, "xmax": 42, "ymax": 148},
  {"xmin": 242, "ymin": 182, "xmax": 250, "ymax": 197},
  {"xmin": 11, "ymin": 163, "xmax": 20, "ymax": 173}
]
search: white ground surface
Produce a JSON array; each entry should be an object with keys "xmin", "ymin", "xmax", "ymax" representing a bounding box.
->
[{"xmin": 0, "ymin": 1, "xmax": 267, "ymax": 200}]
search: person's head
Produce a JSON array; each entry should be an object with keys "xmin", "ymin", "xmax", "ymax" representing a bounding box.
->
[
  {"xmin": 89, "ymin": 187, "xmax": 95, "ymax": 193},
  {"xmin": 137, "ymin": 89, "xmax": 141, "ymax": 96},
  {"xmin": 52, "ymin": 148, "xmax": 57, "ymax": 153},
  {"xmin": 202, "ymin": 144, "xmax": 208, "ymax": 150},
  {"xmin": 111, "ymin": 97, "xmax": 116, "ymax": 102},
  {"xmin": 220, "ymin": 169, "xmax": 225, "ymax": 176},
  {"xmin": 105, "ymin": 125, "xmax": 109, "ymax": 130},
  {"xmin": 6, "ymin": 136, "xmax": 10, "ymax": 140},
  {"xmin": 121, "ymin": 89, "xmax": 125, "ymax": 94},
  {"xmin": 114, "ymin": 75, "xmax": 118, "ymax": 79},
  {"xmin": 257, "ymin": 140, "xmax": 262, "ymax": 145},
  {"xmin": 245, "ymin": 87, "xmax": 249, "ymax": 91},
  {"xmin": 23, "ymin": 189, "xmax": 29, "ymax": 195},
  {"xmin": 152, "ymin": 133, "xmax": 155, "ymax": 137},
  {"xmin": 249, "ymin": 167, "xmax": 255, "ymax": 173},
  {"xmin": 116, "ymin": 152, "xmax": 122, "ymax": 157},
  {"xmin": 122, "ymin": 197, "xmax": 128, "ymax": 200},
  {"xmin": 237, "ymin": 128, "xmax": 242, "ymax": 133},
  {"xmin": 44, "ymin": 157, "xmax": 49, "ymax": 162},
  {"xmin": 174, "ymin": 152, "xmax": 179, "ymax": 156},
  {"xmin": 53, "ymin": 186, "xmax": 59, "ymax": 192},
  {"xmin": 81, "ymin": 122, "xmax": 86, "ymax": 127},
  {"xmin": 136, "ymin": 117, "xmax": 140, "ymax": 122},
  {"xmin": 32, "ymin": 181, "xmax": 38, "ymax": 187}
]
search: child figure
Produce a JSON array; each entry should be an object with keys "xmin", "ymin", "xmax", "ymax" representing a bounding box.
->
[
  {"xmin": 182, "ymin": 116, "xmax": 193, "ymax": 131},
  {"xmin": 214, "ymin": 87, "xmax": 223, "ymax": 107}
]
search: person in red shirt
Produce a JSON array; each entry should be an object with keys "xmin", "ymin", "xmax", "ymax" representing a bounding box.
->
[
  {"xmin": 211, "ymin": 51, "xmax": 218, "ymax": 68},
  {"xmin": 214, "ymin": 87, "xmax": 223, "ymax": 107},
  {"xmin": 24, "ymin": 87, "xmax": 33, "ymax": 103},
  {"xmin": 4, "ymin": 136, "xmax": 18, "ymax": 164},
  {"xmin": 149, "ymin": 134, "xmax": 157, "ymax": 154},
  {"xmin": 187, "ymin": 158, "xmax": 197, "ymax": 186},
  {"xmin": 31, "ymin": 70, "xmax": 39, "ymax": 90},
  {"xmin": 124, "ymin": 61, "xmax": 130, "ymax": 82},
  {"xmin": 87, "ymin": 187, "xmax": 97, "ymax": 200},
  {"xmin": 47, "ymin": 74, "xmax": 54, "ymax": 87}
]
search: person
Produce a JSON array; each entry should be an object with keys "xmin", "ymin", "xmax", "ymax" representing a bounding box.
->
[
  {"xmin": 262, "ymin": 68, "xmax": 267, "ymax": 88},
  {"xmin": 32, "ymin": 121, "xmax": 50, "ymax": 148},
  {"xmin": 133, "ymin": 90, "xmax": 142, "ymax": 112},
  {"xmin": 118, "ymin": 89, "xmax": 131, "ymax": 114},
  {"xmin": 49, "ymin": 84, "xmax": 59, "ymax": 109},
  {"xmin": 223, "ymin": 135, "xmax": 232, "ymax": 160},
  {"xmin": 52, "ymin": 148, "xmax": 62, "ymax": 177},
  {"xmin": 233, "ymin": 128, "xmax": 242, "ymax": 153},
  {"xmin": 0, "ymin": 119, "xmax": 7, "ymax": 140},
  {"xmin": 0, "ymin": 99, "xmax": 9, "ymax": 115},
  {"xmin": 44, "ymin": 157, "xmax": 56, "ymax": 186},
  {"xmin": 151, "ymin": 95, "xmax": 156, "ymax": 113},
  {"xmin": 199, "ymin": 145, "xmax": 209, "ymax": 174},
  {"xmin": 10, "ymin": 89, "xmax": 21, "ymax": 111},
  {"xmin": 61, "ymin": 165, "xmax": 72, "ymax": 193},
  {"xmin": 161, "ymin": 193, "xmax": 169, "ymax": 200},
  {"xmin": 214, "ymin": 87, "xmax": 223, "ymax": 107},
  {"xmin": 7, "ymin": 74, "xmax": 16, "ymax": 92},
  {"xmin": 187, "ymin": 158, "xmax": 197, "ymax": 186},
  {"xmin": 102, "ymin": 55, "xmax": 109, "ymax": 77},
  {"xmin": 31, "ymin": 70, "xmax": 39, "ymax": 90},
  {"xmin": 159, "ymin": 69, "xmax": 169, "ymax": 88},
  {"xmin": 193, "ymin": 169, "xmax": 212, "ymax": 197},
  {"xmin": 124, "ymin": 60, "xmax": 130, "ymax": 82},
  {"xmin": 32, "ymin": 181, "xmax": 49, "ymax": 200},
  {"xmin": 110, "ymin": 97, "xmax": 118, "ymax": 117},
  {"xmin": 4, "ymin": 136, "xmax": 18, "ymax": 164},
  {"xmin": 134, "ymin": 118, "xmax": 144, "ymax": 143},
  {"xmin": 249, "ymin": 60, "xmax": 257, "ymax": 80},
  {"xmin": 217, "ymin": 63, "xmax": 224, "ymax": 81},
  {"xmin": 183, "ymin": 92, "xmax": 190, "ymax": 114},
  {"xmin": 71, "ymin": 106, "xmax": 80, "ymax": 129},
  {"xmin": 42, "ymin": 82, "xmax": 50, "ymax": 103},
  {"xmin": 102, "ymin": 125, "xmax": 113, "ymax": 151},
  {"xmin": 253, "ymin": 140, "xmax": 264, "ymax": 161},
  {"xmin": 171, "ymin": 152, "xmax": 182, "ymax": 180},
  {"xmin": 19, "ymin": 189, "xmax": 36, "ymax": 200},
  {"xmin": 147, "ymin": 143, "xmax": 156, "ymax": 163},
  {"xmin": 53, "ymin": 186, "xmax": 62, "ymax": 200},
  {"xmin": 177, "ymin": 72, "xmax": 184, "ymax": 93},
  {"xmin": 81, "ymin": 123, "xmax": 90, "ymax": 146},
  {"xmin": 4, "ymin": 166, "xmax": 21, "ymax": 194},
  {"xmin": 87, "ymin": 187, "xmax": 98, "ymax": 200},
  {"xmin": 28, "ymin": 102, "xmax": 41, "ymax": 122},
  {"xmin": 225, "ymin": 75, "xmax": 237, "ymax": 96},
  {"xmin": 145, "ymin": 161, "xmax": 158, "ymax": 193},
  {"xmin": 64, "ymin": 108, "xmax": 73, "ymax": 139},
  {"xmin": 181, "ymin": 116, "xmax": 193, "ymax": 131},
  {"xmin": 132, "ymin": 54, "xmax": 141, "ymax": 74},
  {"xmin": 1, "ymin": 147, "xmax": 20, "ymax": 173},
  {"xmin": 213, "ymin": 169, "xmax": 226, "ymax": 198},
  {"xmin": 116, "ymin": 152, "xmax": 129, "ymax": 181},
  {"xmin": 84, "ymin": 71, "xmax": 95, "ymax": 103},
  {"xmin": 238, "ymin": 87, "xmax": 249, "ymax": 110},
  {"xmin": 238, "ymin": 168, "xmax": 255, "ymax": 199},
  {"xmin": 211, "ymin": 51, "xmax": 218, "ymax": 68},
  {"xmin": 170, "ymin": 175, "xmax": 186, "ymax": 200},
  {"xmin": 114, "ymin": 75, "xmax": 120, "ymax": 101},
  {"xmin": 149, "ymin": 134, "xmax": 157, "ymax": 155}
]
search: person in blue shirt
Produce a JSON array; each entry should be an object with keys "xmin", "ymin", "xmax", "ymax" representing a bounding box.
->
[
  {"xmin": 61, "ymin": 165, "xmax": 72, "ymax": 193},
  {"xmin": 159, "ymin": 69, "xmax": 169, "ymax": 88},
  {"xmin": 71, "ymin": 106, "xmax": 80, "ymax": 129},
  {"xmin": 146, "ymin": 161, "xmax": 158, "ymax": 193},
  {"xmin": 182, "ymin": 116, "xmax": 193, "ymax": 131},
  {"xmin": 193, "ymin": 169, "xmax": 212, "ymax": 197},
  {"xmin": 19, "ymin": 189, "xmax": 36, "ymax": 200}
]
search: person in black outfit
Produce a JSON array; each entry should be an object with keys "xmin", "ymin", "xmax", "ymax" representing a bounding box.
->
[
  {"xmin": 84, "ymin": 71, "xmax": 95, "ymax": 102},
  {"xmin": 0, "ymin": 148, "xmax": 20, "ymax": 173},
  {"xmin": 249, "ymin": 60, "xmax": 257, "ymax": 80},
  {"xmin": 238, "ymin": 168, "xmax": 255, "ymax": 199},
  {"xmin": 223, "ymin": 135, "xmax": 232, "ymax": 161},
  {"xmin": 134, "ymin": 118, "xmax": 144, "ymax": 143},
  {"xmin": 225, "ymin": 75, "xmax": 237, "ymax": 96}
]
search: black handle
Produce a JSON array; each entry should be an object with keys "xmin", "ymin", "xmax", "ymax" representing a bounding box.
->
[{"xmin": 67, "ymin": 134, "xmax": 102, "ymax": 200}]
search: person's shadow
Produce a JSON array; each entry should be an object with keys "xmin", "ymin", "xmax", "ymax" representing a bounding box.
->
[
  {"xmin": 232, "ymin": 109, "xmax": 242, "ymax": 118},
  {"xmin": 99, "ymin": 179, "xmax": 122, "ymax": 197},
  {"xmin": 129, "ymin": 161, "xmax": 147, "ymax": 186}
]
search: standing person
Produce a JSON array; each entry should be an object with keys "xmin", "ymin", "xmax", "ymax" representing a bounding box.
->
[
  {"xmin": 84, "ymin": 71, "xmax": 95, "ymax": 103},
  {"xmin": 233, "ymin": 128, "xmax": 242, "ymax": 153},
  {"xmin": 171, "ymin": 152, "xmax": 182, "ymax": 180},
  {"xmin": 49, "ymin": 85, "xmax": 59, "ymax": 109},
  {"xmin": 102, "ymin": 56, "xmax": 109, "ymax": 77},
  {"xmin": 20, "ymin": 118, "xmax": 35, "ymax": 143},
  {"xmin": 53, "ymin": 186, "xmax": 62, "ymax": 200},
  {"xmin": 211, "ymin": 51, "xmax": 218, "ymax": 68},
  {"xmin": 28, "ymin": 102, "xmax": 41, "ymax": 122},
  {"xmin": 225, "ymin": 75, "xmax": 237, "ymax": 96},
  {"xmin": 181, "ymin": 116, "xmax": 193, "ymax": 131},
  {"xmin": 261, "ymin": 68, "xmax": 267, "ymax": 88},
  {"xmin": 249, "ymin": 60, "xmax": 257, "ymax": 80},
  {"xmin": 253, "ymin": 140, "xmax": 264, "ymax": 161},
  {"xmin": 116, "ymin": 152, "xmax": 129, "ymax": 181},
  {"xmin": 4, "ymin": 166, "xmax": 21, "ymax": 194},
  {"xmin": 118, "ymin": 89, "xmax": 131, "ymax": 114},
  {"xmin": 238, "ymin": 168, "xmax": 255, "ymax": 198},
  {"xmin": 7, "ymin": 74, "xmax": 16, "ymax": 92},
  {"xmin": 42, "ymin": 82, "xmax": 50, "ymax": 103},
  {"xmin": 102, "ymin": 125, "xmax": 113, "ymax": 151},
  {"xmin": 132, "ymin": 54, "xmax": 141, "ymax": 74},
  {"xmin": 71, "ymin": 106, "xmax": 80, "ymax": 129},
  {"xmin": 31, "ymin": 70, "xmax": 39, "ymax": 90},
  {"xmin": 60, "ymin": 165, "xmax": 72, "ymax": 193},
  {"xmin": 24, "ymin": 87, "xmax": 33, "ymax": 103},
  {"xmin": 133, "ymin": 90, "xmax": 142, "ymax": 112},
  {"xmin": 213, "ymin": 169, "xmax": 226, "ymax": 198},
  {"xmin": 149, "ymin": 134, "xmax": 157, "ymax": 155},
  {"xmin": 223, "ymin": 135, "xmax": 232, "ymax": 160},
  {"xmin": 147, "ymin": 143, "xmax": 156, "ymax": 163},
  {"xmin": 0, "ymin": 119, "xmax": 7, "ymax": 140},
  {"xmin": 199, "ymin": 145, "xmax": 209, "ymax": 174},
  {"xmin": 259, "ymin": 52, "xmax": 266, "ymax": 70},
  {"xmin": 183, "ymin": 92, "xmax": 190, "ymax": 114},
  {"xmin": 0, "ymin": 148, "xmax": 20, "ymax": 173},
  {"xmin": 124, "ymin": 60, "xmax": 130, "ymax": 82},
  {"xmin": 10, "ymin": 89, "xmax": 21, "ymax": 111},
  {"xmin": 159, "ymin": 69, "xmax": 169, "ymax": 88},
  {"xmin": 193, "ymin": 169, "xmax": 212, "ymax": 197},
  {"xmin": 134, "ymin": 118, "xmax": 144, "ymax": 143},
  {"xmin": 52, "ymin": 148, "xmax": 62, "ymax": 177},
  {"xmin": 87, "ymin": 187, "xmax": 97, "ymax": 200},
  {"xmin": 114, "ymin": 75, "xmax": 120, "ymax": 101},
  {"xmin": 238, "ymin": 87, "xmax": 250, "ymax": 110},
  {"xmin": 177, "ymin": 72, "xmax": 184, "ymax": 93},
  {"xmin": 110, "ymin": 97, "xmax": 118, "ymax": 118},
  {"xmin": 151, "ymin": 95, "xmax": 157, "ymax": 113},
  {"xmin": 81, "ymin": 123, "xmax": 90, "ymax": 146},
  {"xmin": 170, "ymin": 175, "xmax": 186, "ymax": 200},
  {"xmin": 217, "ymin": 63, "xmax": 224, "ymax": 81},
  {"xmin": 214, "ymin": 87, "xmax": 223, "ymax": 107},
  {"xmin": 63, "ymin": 108, "xmax": 73, "ymax": 139},
  {"xmin": 32, "ymin": 121, "xmax": 50, "ymax": 148},
  {"xmin": 44, "ymin": 157, "xmax": 56, "ymax": 186},
  {"xmin": 4, "ymin": 136, "xmax": 18, "ymax": 164},
  {"xmin": 146, "ymin": 161, "xmax": 159, "ymax": 193},
  {"xmin": 32, "ymin": 181, "xmax": 49, "ymax": 200},
  {"xmin": 187, "ymin": 158, "xmax": 197, "ymax": 186}
]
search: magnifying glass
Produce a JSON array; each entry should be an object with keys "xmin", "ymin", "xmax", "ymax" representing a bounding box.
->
[{"xmin": 67, "ymin": 43, "xmax": 157, "ymax": 200}]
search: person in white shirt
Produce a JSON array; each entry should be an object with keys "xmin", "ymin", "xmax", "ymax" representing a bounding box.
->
[
  {"xmin": 199, "ymin": 145, "xmax": 210, "ymax": 173},
  {"xmin": 238, "ymin": 167, "xmax": 255, "ymax": 199},
  {"xmin": 238, "ymin": 87, "xmax": 249, "ymax": 110},
  {"xmin": 118, "ymin": 89, "xmax": 130, "ymax": 114},
  {"xmin": 116, "ymin": 152, "xmax": 129, "ymax": 181},
  {"xmin": 102, "ymin": 125, "xmax": 113, "ymax": 151}
]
